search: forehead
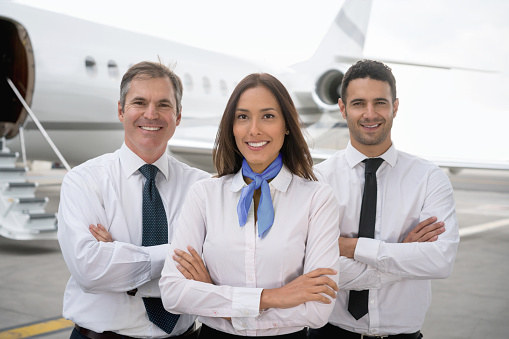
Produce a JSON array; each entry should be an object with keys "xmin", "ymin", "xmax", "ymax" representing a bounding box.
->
[
  {"xmin": 127, "ymin": 76, "xmax": 175, "ymax": 101},
  {"xmin": 345, "ymin": 78, "xmax": 392, "ymax": 102},
  {"xmin": 237, "ymin": 86, "xmax": 280, "ymax": 109}
]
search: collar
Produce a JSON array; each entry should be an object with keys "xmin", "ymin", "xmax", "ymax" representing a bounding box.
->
[
  {"xmin": 231, "ymin": 164, "xmax": 293, "ymax": 193},
  {"xmin": 345, "ymin": 141, "xmax": 398, "ymax": 169},
  {"xmin": 119, "ymin": 143, "xmax": 169, "ymax": 180}
]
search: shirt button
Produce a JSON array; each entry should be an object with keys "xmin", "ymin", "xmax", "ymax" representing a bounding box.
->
[
  {"xmin": 244, "ymin": 310, "xmax": 250, "ymax": 315},
  {"xmin": 242, "ymin": 323, "xmax": 247, "ymax": 328},
  {"xmin": 147, "ymin": 288, "xmax": 152, "ymax": 293},
  {"xmin": 371, "ymin": 329, "xmax": 377, "ymax": 333},
  {"xmin": 370, "ymin": 299, "xmax": 375, "ymax": 304}
]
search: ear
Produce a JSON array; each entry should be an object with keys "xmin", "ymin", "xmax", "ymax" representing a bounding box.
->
[
  {"xmin": 118, "ymin": 101, "xmax": 124, "ymax": 123},
  {"xmin": 393, "ymin": 98, "xmax": 399, "ymax": 118},
  {"xmin": 175, "ymin": 107, "xmax": 182, "ymax": 126},
  {"xmin": 338, "ymin": 98, "xmax": 347, "ymax": 119}
]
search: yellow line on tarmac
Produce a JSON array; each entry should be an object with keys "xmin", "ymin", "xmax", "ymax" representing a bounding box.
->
[{"xmin": 0, "ymin": 318, "xmax": 74, "ymax": 339}]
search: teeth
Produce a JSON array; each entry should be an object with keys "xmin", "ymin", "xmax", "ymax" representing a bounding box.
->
[
  {"xmin": 248, "ymin": 141, "xmax": 267, "ymax": 147},
  {"xmin": 364, "ymin": 124, "xmax": 380, "ymax": 128},
  {"xmin": 140, "ymin": 126, "xmax": 161, "ymax": 131}
]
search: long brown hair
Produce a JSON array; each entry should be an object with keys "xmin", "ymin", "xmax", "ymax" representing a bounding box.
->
[{"xmin": 213, "ymin": 73, "xmax": 316, "ymax": 180}]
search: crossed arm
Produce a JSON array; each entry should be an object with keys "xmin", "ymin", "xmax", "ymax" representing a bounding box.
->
[
  {"xmin": 89, "ymin": 225, "xmax": 339, "ymax": 311},
  {"xmin": 338, "ymin": 216, "xmax": 445, "ymax": 259}
]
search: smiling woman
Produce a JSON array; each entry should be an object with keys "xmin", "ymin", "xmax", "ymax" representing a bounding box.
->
[
  {"xmin": 159, "ymin": 73, "xmax": 341, "ymax": 338},
  {"xmin": 232, "ymin": 86, "xmax": 287, "ymax": 174}
]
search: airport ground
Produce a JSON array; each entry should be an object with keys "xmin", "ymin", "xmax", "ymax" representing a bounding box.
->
[{"xmin": 0, "ymin": 168, "xmax": 508, "ymax": 339}]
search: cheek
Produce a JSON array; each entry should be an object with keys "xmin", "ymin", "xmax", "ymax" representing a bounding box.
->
[{"xmin": 232, "ymin": 124, "xmax": 244, "ymax": 147}]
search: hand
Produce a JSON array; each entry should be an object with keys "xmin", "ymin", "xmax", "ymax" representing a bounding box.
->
[
  {"xmin": 260, "ymin": 268, "xmax": 338, "ymax": 310},
  {"xmin": 338, "ymin": 237, "xmax": 358, "ymax": 258},
  {"xmin": 403, "ymin": 216, "xmax": 445, "ymax": 243},
  {"xmin": 173, "ymin": 246, "xmax": 213, "ymax": 284},
  {"xmin": 89, "ymin": 224, "xmax": 113, "ymax": 242}
]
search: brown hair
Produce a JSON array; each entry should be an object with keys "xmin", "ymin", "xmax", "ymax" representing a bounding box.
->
[{"xmin": 213, "ymin": 73, "xmax": 316, "ymax": 180}]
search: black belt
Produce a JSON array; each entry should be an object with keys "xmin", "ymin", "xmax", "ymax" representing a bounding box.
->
[
  {"xmin": 310, "ymin": 323, "xmax": 421, "ymax": 339},
  {"xmin": 75, "ymin": 324, "xmax": 197, "ymax": 339},
  {"xmin": 199, "ymin": 324, "xmax": 307, "ymax": 339}
]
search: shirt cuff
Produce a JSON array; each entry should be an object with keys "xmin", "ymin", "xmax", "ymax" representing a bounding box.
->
[
  {"xmin": 136, "ymin": 279, "xmax": 161, "ymax": 297},
  {"xmin": 231, "ymin": 287, "xmax": 263, "ymax": 330},
  {"xmin": 146, "ymin": 244, "xmax": 169, "ymax": 279},
  {"xmin": 354, "ymin": 237, "xmax": 381, "ymax": 267}
]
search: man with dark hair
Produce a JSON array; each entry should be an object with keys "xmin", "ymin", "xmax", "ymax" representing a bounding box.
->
[
  {"xmin": 58, "ymin": 61, "xmax": 208, "ymax": 338},
  {"xmin": 310, "ymin": 59, "xmax": 459, "ymax": 338}
]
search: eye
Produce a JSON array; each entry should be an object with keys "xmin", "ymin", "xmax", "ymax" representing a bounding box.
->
[
  {"xmin": 376, "ymin": 101, "xmax": 387, "ymax": 105},
  {"xmin": 236, "ymin": 113, "xmax": 248, "ymax": 120},
  {"xmin": 133, "ymin": 101, "xmax": 145, "ymax": 106},
  {"xmin": 263, "ymin": 113, "xmax": 275, "ymax": 119}
]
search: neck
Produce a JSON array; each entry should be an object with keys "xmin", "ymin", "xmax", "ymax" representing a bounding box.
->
[{"xmin": 351, "ymin": 140, "xmax": 392, "ymax": 158}]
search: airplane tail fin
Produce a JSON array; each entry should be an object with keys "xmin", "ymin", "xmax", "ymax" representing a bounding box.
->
[{"xmin": 294, "ymin": 0, "xmax": 373, "ymax": 72}]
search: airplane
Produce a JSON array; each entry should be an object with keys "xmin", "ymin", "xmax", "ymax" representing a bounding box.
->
[{"xmin": 1, "ymin": 0, "xmax": 508, "ymax": 240}]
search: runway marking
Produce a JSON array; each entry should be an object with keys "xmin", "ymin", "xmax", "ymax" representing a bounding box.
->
[
  {"xmin": 459, "ymin": 218, "xmax": 509, "ymax": 237},
  {"xmin": 0, "ymin": 318, "xmax": 73, "ymax": 339}
]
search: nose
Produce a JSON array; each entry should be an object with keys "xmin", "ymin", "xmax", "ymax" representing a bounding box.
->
[
  {"xmin": 248, "ymin": 119, "xmax": 261, "ymax": 135},
  {"xmin": 144, "ymin": 102, "xmax": 158, "ymax": 119},
  {"xmin": 363, "ymin": 103, "xmax": 377, "ymax": 119}
]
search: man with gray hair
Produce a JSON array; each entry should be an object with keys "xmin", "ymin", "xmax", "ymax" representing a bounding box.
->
[{"xmin": 58, "ymin": 61, "xmax": 208, "ymax": 338}]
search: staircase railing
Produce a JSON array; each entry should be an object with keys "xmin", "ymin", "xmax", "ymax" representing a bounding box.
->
[{"xmin": 6, "ymin": 77, "xmax": 71, "ymax": 171}]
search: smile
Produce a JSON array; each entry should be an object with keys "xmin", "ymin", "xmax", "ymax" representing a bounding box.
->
[
  {"xmin": 362, "ymin": 123, "xmax": 381, "ymax": 129},
  {"xmin": 247, "ymin": 141, "xmax": 268, "ymax": 148},
  {"xmin": 140, "ymin": 126, "xmax": 162, "ymax": 131}
]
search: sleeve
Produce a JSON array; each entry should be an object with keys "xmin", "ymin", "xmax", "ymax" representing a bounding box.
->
[
  {"xmin": 316, "ymin": 163, "xmax": 405, "ymax": 291},
  {"xmin": 57, "ymin": 169, "xmax": 167, "ymax": 294},
  {"xmin": 231, "ymin": 184, "xmax": 341, "ymax": 330},
  {"xmin": 160, "ymin": 182, "xmax": 264, "ymax": 319},
  {"xmin": 338, "ymin": 257, "xmax": 404, "ymax": 291},
  {"xmin": 354, "ymin": 168, "xmax": 460, "ymax": 280}
]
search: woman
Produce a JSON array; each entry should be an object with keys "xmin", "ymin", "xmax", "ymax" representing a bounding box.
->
[{"xmin": 159, "ymin": 73, "xmax": 340, "ymax": 338}]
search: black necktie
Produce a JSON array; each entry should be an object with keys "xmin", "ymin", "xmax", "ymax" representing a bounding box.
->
[
  {"xmin": 139, "ymin": 164, "xmax": 179, "ymax": 334},
  {"xmin": 348, "ymin": 158, "xmax": 384, "ymax": 320}
]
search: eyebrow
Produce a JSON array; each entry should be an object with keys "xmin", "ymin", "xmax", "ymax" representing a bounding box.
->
[
  {"xmin": 129, "ymin": 97, "xmax": 173, "ymax": 106},
  {"xmin": 235, "ymin": 107, "xmax": 278, "ymax": 112},
  {"xmin": 349, "ymin": 98, "xmax": 390, "ymax": 104}
]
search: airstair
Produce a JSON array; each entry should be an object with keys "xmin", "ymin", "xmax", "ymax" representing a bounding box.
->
[
  {"xmin": 0, "ymin": 77, "xmax": 70, "ymax": 240},
  {"xmin": 0, "ymin": 138, "xmax": 59, "ymax": 239}
]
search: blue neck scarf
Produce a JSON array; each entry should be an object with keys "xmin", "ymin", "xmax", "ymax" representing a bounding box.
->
[{"xmin": 237, "ymin": 153, "xmax": 283, "ymax": 237}]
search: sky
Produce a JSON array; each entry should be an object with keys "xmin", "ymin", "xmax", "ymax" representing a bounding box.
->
[
  {"xmin": 8, "ymin": 0, "xmax": 509, "ymax": 163},
  {"xmin": 12, "ymin": 0, "xmax": 509, "ymax": 71}
]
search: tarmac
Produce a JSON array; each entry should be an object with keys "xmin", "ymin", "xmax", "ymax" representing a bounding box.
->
[{"xmin": 0, "ymin": 168, "xmax": 508, "ymax": 339}]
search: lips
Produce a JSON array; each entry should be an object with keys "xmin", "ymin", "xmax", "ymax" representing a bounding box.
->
[
  {"xmin": 139, "ymin": 126, "xmax": 162, "ymax": 131},
  {"xmin": 360, "ymin": 122, "xmax": 382, "ymax": 129},
  {"xmin": 247, "ymin": 141, "xmax": 268, "ymax": 148}
]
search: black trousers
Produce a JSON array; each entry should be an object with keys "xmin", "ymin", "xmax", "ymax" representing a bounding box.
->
[
  {"xmin": 71, "ymin": 324, "xmax": 198, "ymax": 339},
  {"xmin": 199, "ymin": 324, "xmax": 307, "ymax": 339},
  {"xmin": 308, "ymin": 323, "xmax": 422, "ymax": 339}
]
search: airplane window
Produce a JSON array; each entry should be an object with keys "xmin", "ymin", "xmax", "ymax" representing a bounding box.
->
[
  {"xmin": 85, "ymin": 56, "xmax": 97, "ymax": 76},
  {"xmin": 184, "ymin": 73, "xmax": 193, "ymax": 91},
  {"xmin": 203, "ymin": 77, "xmax": 211, "ymax": 94},
  {"xmin": 220, "ymin": 80, "xmax": 228, "ymax": 96},
  {"xmin": 107, "ymin": 60, "xmax": 119, "ymax": 79}
]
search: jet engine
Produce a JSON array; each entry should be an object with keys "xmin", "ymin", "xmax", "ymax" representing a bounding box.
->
[{"xmin": 311, "ymin": 67, "xmax": 347, "ymax": 112}]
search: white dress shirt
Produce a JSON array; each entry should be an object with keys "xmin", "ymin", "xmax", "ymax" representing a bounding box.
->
[
  {"xmin": 58, "ymin": 144, "xmax": 209, "ymax": 338},
  {"xmin": 315, "ymin": 142, "xmax": 459, "ymax": 336},
  {"xmin": 159, "ymin": 165, "xmax": 340, "ymax": 336}
]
